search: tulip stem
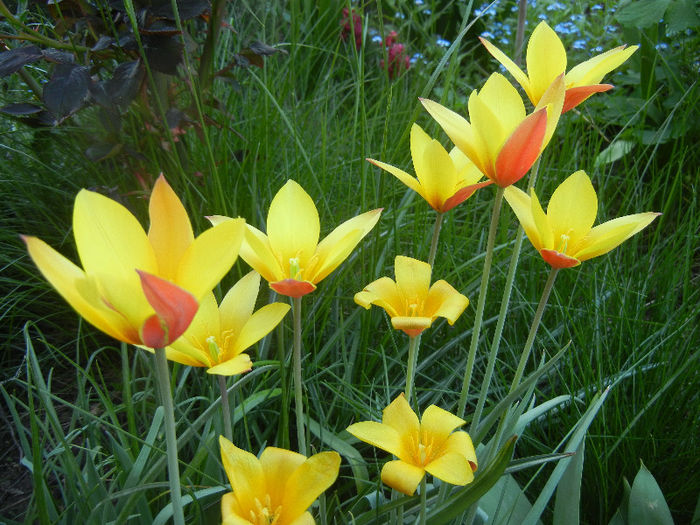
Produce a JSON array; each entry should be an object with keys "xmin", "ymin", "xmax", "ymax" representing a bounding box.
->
[
  {"xmin": 218, "ymin": 375, "xmax": 233, "ymax": 442},
  {"xmin": 457, "ymin": 187, "xmax": 505, "ymax": 418},
  {"xmin": 292, "ymin": 296, "xmax": 307, "ymax": 455},
  {"xmin": 427, "ymin": 212, "xmax": 444, "ymax": 268},
  {"xmin": 404, "ymin": 335, "xmax": 421, "ymax": 406},
  {"xmin": 153, "ymin": 347, "xmax": 185, "ymax": 525},
  {"xmin": 419, "ymin": 477, "xmax": 427, "ymax": 525}
]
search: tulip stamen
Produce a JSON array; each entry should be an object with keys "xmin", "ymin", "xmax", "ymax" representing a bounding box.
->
[
  {"xmin": 251, "ymin": 495, "xmax": 281, "ymax": 525},
  {"xmin": 206, "ymin": 335, "xmax": 220, "ymax": 362}
]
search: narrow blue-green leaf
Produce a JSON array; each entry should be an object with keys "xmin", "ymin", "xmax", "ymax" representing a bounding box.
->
[
  {"xmin": 553, "ymin": 439, "xmax": 585, "ymax": 525},
  {"xmin": 152, "ymin": 486, "xmax": 229, "ymax": 525},
  {"xmin": 628, "ymin": 461, "xmax": 674, "ymax": 525}
]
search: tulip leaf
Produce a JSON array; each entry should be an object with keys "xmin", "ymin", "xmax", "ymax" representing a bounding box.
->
[
  {"xmin": 628, "ymin": 461, "xmax": 674, "ymax": 525},
  {"xmin": 477, "ymin": 475, "xmax": 537, "ymax": 525},
  {"xmin": 553, "ymin": 439, "xmax": 585, "ymax": 525},
  {"xmin": 152, "ymin": 486, "xmax": 229, "ymax": 525},
  {"xmin": 0, "ymin": 45, "xmax": 43, "ymax": 77}
]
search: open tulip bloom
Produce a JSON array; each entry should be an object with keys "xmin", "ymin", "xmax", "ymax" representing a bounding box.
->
[
  {"xmin": 367, "ymin": 123, "xmax": 492, "ymax": 213},
  {"xmin": 347, "ymin": 394, "xmax": 477, "ymax": 496},
  {"xmin": 212, "ymin": 180, "xmax": 381, "ymax": 298},
  {"xmin": 167, "ymin": 271, "xmax": 290, "ymax": 375},
  {"xmin": 219, "ymin": 436, "xmax": 340, "ymax": 525},
  {"xmin": 420, "ymin": 72, "xmax": 565, "ymax": 187},
  {"xmin": 504, "ymin": 170, "xmax": 659, "ymax": 269},
  {"xmin": 355, "ymin": 255, "xmax": 469, "ymax": 337},
  {"xmin": 480, "ymin": 21, "xmax": 638, "ymax": 113},
  {"xmin": 22, "ymin": 175, "xmax": 246, "ymax": 348}
]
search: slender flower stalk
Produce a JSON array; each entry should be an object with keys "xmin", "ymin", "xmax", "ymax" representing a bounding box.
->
[
  {"xmin": 457, "ymin": 186, "xmax": 504, "ymax": 418},
  {"xmin": 427, "ymin": 212, "xmax": 444, "ymax": 268},
  {"xmin": 218, "ymin": 375, "xmax": 233, "ymax": 442},
  {"xmin": 404, "ymin": 335, "xmax": 421, "ymax": 405},
  {"xmin": 153, "ymin": 347, "xmax": 185, "ymax": 525},
  {"xmin": 419, "ymin": 477, "xmax": 427, "ymax": 525},
  {"xmin": 292, "ymin": 296, "xmax": 306, "ymax": 455}
]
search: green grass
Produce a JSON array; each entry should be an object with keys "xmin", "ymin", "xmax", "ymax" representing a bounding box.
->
[{"xmin": 1, "ymin": 1, "xmax": 698, "ymax": 523}]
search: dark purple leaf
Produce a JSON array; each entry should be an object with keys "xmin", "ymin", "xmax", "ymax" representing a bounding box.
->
[
  {"xmin": 0, "ymin": 46, "xmax": 43, "ymax": 77},
  {"xmin": 0, "ymin": 103, "xmax": 44, "ymax": 116},
  {"xmin": 85, "ymin": 142, "xmax": 123, "ymax": 161},
  {"xmin": 92, "ymin": 36, "xmax": 114, "ymax": 51},
  {"xmin": 140, "ymin": 22, "xmax": 181, "ymax": 36},
  {"xmin": 248, "ymin": 41, "xmax": 284, "ymax": 57},
  {"xmin": 42, "ymin": 49, "xmax": 75, "ymax": 64},
  {"xmin": 152, "ymin": 0, "xmax": 210, "ymax": 20},
  {"xmin": 144, "ymin": 36, "xmax": 183, "ymax": 75},
  {"xmin": 42, "ymin": 64, "xmax": 90, "ymax": 122}
]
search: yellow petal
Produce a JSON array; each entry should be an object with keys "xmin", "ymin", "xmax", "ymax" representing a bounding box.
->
[
  {"xmin": 259, "ymin": 446, "xmax": 306, "ymax": 510},
  {"xmin": 572, "ymin": 212, "xmax": 659, "ymax": 262},
  {"xmin": 383, "ymin": 394, "xmax": 420, "ymax": 447},
  {"xmin": 73, "ymin": 189, "xmax": 157, "ymax": 283},
  {"xmin": 281, "ymin": 451, "xmax": 340, "ymax": 521},
  {"xmin": 419, "ymin": 138, "xmax": 459, "ymax": 211},
  {"xmin": 476, "ymin": 73, "xmax": 526, "ymax": 140},
  {"xmin": 230, "ymin": 303, "xmax": 290, "ymax": 357},
  {"xmin": 368, "ymin": 158, "xmax": 424, "ymax": 200},
  {"xmin": 534, "ymin": 73, "xmax": 565, "ymax": 148},
  {"xmin": 526, "ymin": 21, "xmax": 567, "ymax": 102},
  {"xmin": 467, "ymin": 89, "xmax": 503, "ymax": 175},
  {"xmin": 354, "ymin": 276, "xmax": 403, "ymax": 317},
  {"xmin": 346, "ymin": 421, "xmax": 403, "ymax": 457},
  {"xmin": 267, "ymin": 180, "xmax": 320, "ymax": 271},
  {"xmin": 219, "ymin": 437, "xmax": 265, "ymax": 517},
  {"xmin": 287, "ymin": 513, "xmax": 314, "ymax": 525},
  {"xmin": 425, "ymin": 451, "xmax": 474, "ymax": 485},
  {"xmin": 167, "ymin": 291, "xmax": 220, "ymax": 364},
  {"xmin": 504, "ymin": 186, "xmax": 541, "ymax": 250},
  {"xmin": 444, "ymin": 431, "xmax": 478, "ymax": 471},
  {"xmin": 566, "ymin": 45, "xmax": 638, "ymax": 86},
  {"xmin": 531, "ymin": 190, "xmax": 554, "ymax": 250},
  {"xmin": 307, "ymin": 208, "xmax": 381, "ymax": 283},
  {"xmin": 206, "ymin": 354, "xmax": 253, "ymax": 376},
  {"xmin": 394, "ymin": 256, "xmax": 432, "ymax": 306},
  {"xmin": 164, "ymin": 345, "xmax": 207, "ymax": 367},
  {"xmin": 547, "ymin": 171, "xmax": 597, "ymax": 250},
  {"xmin": 451, "ymin": 147, "xmax": 484, "ymax": 185},
  {"xmin": 241, "ymin": 225, "xmax": 286, "ymax": 283},
  {"xmin": 219, "ymin": 271, "xmax": 259, "ymax": 338},
  {"xmin": 479, "ymin": 37, "xmax": 533, "ymax": 102},
  {"xmin": 391, "ymin": 316, "xmax": 432, "ymax": 336},
  {"xmin": 424, "ymin": 280, "xmax": 469, "ymax": 325},
  {"xmin": 420, "ymin": 405, "xmax": 465, "ymax": 448},
  {"xmin": 147, "ymin": 175, "xmax": 194, "ymax": 281},
  {"xmin": 177, "ymin": 218, "xmax": 245, "ymax": 299},
  {"xmin": 221, "ymin": 492, "xmax": 247, "ymax": 524},
  {"xmin": 381, "ymin": 460, "xmax": 424, "ymax": 496},
  {"xmin": 22, "ymin": 235, "xmax": 139, "ymax": 344}
]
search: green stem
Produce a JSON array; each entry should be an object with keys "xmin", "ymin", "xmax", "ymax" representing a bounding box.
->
[
  {"xmin": 513, "ymin": 0, "xmax": 528, "ymax": 67},
  {"xmin": 419, "ymin": 477, "xmax": 427, "ymax": 525},
  {"xmin": 457, "ymin": 187, "xmax": 505, "ymax": 418},
  {"xmin": 427, "ymin": 212, "xmax": 444, "ymax": 268},
  {"xmin": 276, "ymin": 319, "xmax": 290, "ymax": 449},
  {"xmin": 153, "ymin": 347, "xmax": 185, "ymax": 525},
  {"xmin": 292, "ymin": 296, "xmax": 307, "ymax": 455},
  {"xmin": 217, "ymin": 375, "xmax": 233, "ymax": 442},
  {"xmin": 404, "ymin": 335, "xmax": 421, "ymax": 405}
]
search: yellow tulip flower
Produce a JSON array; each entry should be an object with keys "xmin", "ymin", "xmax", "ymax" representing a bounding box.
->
[
  {"xmin": 347, "ymin": 394, "xmax": 477, "ymax": 496},
  {"xmin": 23, "ymin": 175, "xmax": 246, "ymax": 347},
  {"xmin": 480, "ymin": 21, "xmax": 638, "ymax": 113},
  {"xmin": 166, "ymin": 271, "xmax": 290, "ymax": 375},
  {"xmin": 212, "ymin": 180, "xmax": 381, "ymax": 298},
  {"xmin": 504, "ymin": 170, "xmax": 659, "ymax": 269},
  {"xmin": 355, "ymin": 256, "xmax": 468, "ymax": 337},
  {"xmin": 420, "ymin": 72, "xmax": 565, "ymax": 187},
  {"xmin": 219, "ymin": 436, "xmax": 340, "ymax": 525},
  {"xmin": 367, "ymin": 123, "xmax": 492, "ymax": 213}
]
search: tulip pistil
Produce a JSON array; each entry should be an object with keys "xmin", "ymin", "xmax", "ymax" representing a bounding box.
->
[
  {"xmin": 289, "ymin": 257, "xmax": 302, "ymax": 280},
  {"xmin": 206, "ymin": 335, "xmax": 220, "ymax": 362},
  {"xmin": 557, "ymin": 233, "xmax": 570, "ymax": 254}
]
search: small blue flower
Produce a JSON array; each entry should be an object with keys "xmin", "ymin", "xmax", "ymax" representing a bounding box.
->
[
  {"xmin": 547, "ymin": 1, "xmax": 566, "ymax": 12},
  {"xmin": 538, "ymin": 13, "xmax": 548, "ymax": 20},
  {"xmin": 436, "ymin": 37, "xmax": 451, "ymax": 47},
  {"xmin": 414, "ymin": 0, "xmax": 424, "ymax": 4},
  {"xmin": 570, "ymin": 14, "xmax": 584, "ymax": 22},
  {"xmin": 593, "ymin": 45, "xmax": 603, "ymax": 53},
  {"xmin": 394, "ymin": 11, "xmax": 405, "ymax": 19},
  {"xmin": 480, "ymin": 30, "xmax": 495, "ymax": 39},
  {"xmin": 372, "ymin": 35, "xmax": 383, "ymax": 44},
  {"xmin": 604, "ymin": 24, "xmax": 618, "ymax": 32},
  {"xmin": 423, "ymin": 8, "xmax": 432, "ymax": 15},
  {"xmin": 572, "ymin": 39, "xmax": 587, "ymax": 50},
  {"xmin": 655, "ymin": 42, "xmax": 669, "ymax": 51},
  {"xmin": 410, "ymin": 52, "xmax": 425, "ymax": 64},
  {"xmin": 499, "ymin": 37, "xmax": 510, "ymax": 45},
  {"xmin": 554, "ymin": 21, "xmax": 579, "ymax": 35},
  {"xmin": 591, "ymin": 3, "xmax": 603, "ymax": 10}
]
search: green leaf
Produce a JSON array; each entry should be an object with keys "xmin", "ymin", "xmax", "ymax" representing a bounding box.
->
[
  {"xmin": 628, "ymin": 461, "xmax": 674, "ymax": 525},
  {"xmin": 594, "ymin": 140, "xmax": 636, "ymax": 167},
  {"xmin": 478, "ymin": 475, "xmax": 538, "ymax": 525},
  {"xmin": 616, "ymin": 0, "xmax": 671, "ymax": 28},
  {"xmin": 553, "ymin": 440, "xmax": 585, "ymax": 525},
  {"xmin": 666, "ymin": 0, "xmax": 700, "ymax": 35}
]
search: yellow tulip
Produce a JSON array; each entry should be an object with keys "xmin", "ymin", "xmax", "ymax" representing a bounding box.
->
[
  {"xmin": 347, "ymin": 394, "xmax": 477, "ymax": 496},
  {"xmin": 367, "ymin": 123, "xmax": 492, "ymax": 213},
  {"xmin": 166, "ymin": 271, "xmax": 290, "ymax": 375},
  {"xmin": 504, "ymin": 170, "xmax": 659, "ymax": 269},
  {"xmin": 212, "ymin": 180, "xmax": 381, "ymax": 298},
  {"xmin": 354, "ymin": 255, "xmax": 468, "ymax": 337},
  {"xmin": 22, "ymin": 175, "xmax": 245, "ymax": 347},
  {"xmin": 420, "ymin": 72, "xmax": 565, "ymax": 187},
  {"xmin": 219, "ymin": 436, "xmax": 340, "ymax": 525},
  {"xmin": 480, "ymin": 21, "xmax": 638, "ymax": 113}
]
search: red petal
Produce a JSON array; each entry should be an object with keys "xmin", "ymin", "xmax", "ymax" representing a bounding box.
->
[
  {"xmin": 270, "ymin": 279, "xmax": 316, "ymax": 298},
  {"xmin": 494, "ymin": 109, "xmax": 547, "ymax": 187},
  {"xmin": 401, "ymin": 328, "xmax": 425, "ymax": 337},
  {"xmin": 562, "ymin": 84, "xmax": 613, "ymax": 113},
  {"xmin": 441, "ymin": 180, "xmax": 494, "ymax": 212},
  {"xmin": 540, "ymin": 250, "xmax": 580, "ymax": 269},
  {"xmin": 137, "ymin": 270, "xmax": 198, "ymax": 347}
]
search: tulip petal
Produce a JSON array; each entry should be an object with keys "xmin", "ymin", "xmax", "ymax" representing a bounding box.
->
[
  {"xmin": 221, "ymin": 492, "xmax": 247, "ymax": 524},
  {"xmin": 394, "ymin": 256, "xmax": 432, "ymax": 305},
  {"xmin": 219, "ymin": 271, "xmax": 259, "ymax": 338},
  {"xmin": 383, "ymin": 393, "xmax": 420, "ymax": 444},
  {"xmin": 541, "ymin": 249, "xmax": 581, "ymax": 269},
  {"xmin": 367, "ymin": 158, "xmax": 424, "ymax": 200},
  {"xmin": 381, "ymin": 460, "xmax": 424, "ymax": 496},
  {"xmin": 420, "ymin": 405, "xmax": 466, "ymax": 447},
  {"xmin": 177, "ymin": 218, "xmax": 245, "ymax": 300},
  {"xmin": 534, "ymin": 73, "xmax": 565, "ymax": 147},
  {"xmin": 526, "ymin": 22, "xmax": 567, "ymax": 102},
  {"xmin": 424, "ymin": 280, "xmax": 469, "ymax": 325},
  {"xmin": 281, "ymin": 451, "xmax": 340, "ymax": 521},
  {"xmin": 219, "ymin": 437, "xmax": 265, "ymax": 517},
  {"xmin": 270, "ymin": 279, "xmax": 316, "ymax": 298},
  {"xmin": 442, "ymin": 180, "xmax": 493, "ymax": 212},
  {"xmin": 206, "ymin": 353, "xmax": 253, "ymax": 376},
  {"xmin": 288, "ymin": 513, "xmax": 315, "ymax": 525},
  {"xmin": 241, "ymin": 225, "xmax": 285, "ymax": 283},
  {"xmin": 573, "ymin": 212, "xmax": 659, "ymax": 262},
  {"xmin": 566, "ymin": 45, "xmax": 638, "ymax": 87},
  {"xmin": 420, "ymin": 138, "xmax": 459, "ymax": 211},
  {"xmin": 531, "ymin": 190, "xmax": 554, "ymax": 250},
  {"xmin": 477, "ymin": 73, "xmax": 527, "ymax": 141},
  {"xmin": 444, "ymin": 431, "xmax": 478, "ymax": 471},
  {"xmin": 467, "ymin": 90, "xmax": 504, "ymax": 176},
  {"xmin": 147, "ymin": 175, "xmax": 194, "ymax": 281},
  {"xmin": 267, "ymin": 180, "xmax": 320, "ymax": 270},
  {"xmin": 346, "ymin": 421, "xmax": 403, "ymax": 457},
  {"xmin": 391, "ymin": 316, "xmax": 432, "ymax": 337},
  {"xmin": 354, "ymin": 276, "xmax": 403, "ymax": 317},
  {"xmin": 259, "ymin": 446, "xmax": 307, "ymax": 510},
  {"xmin": 504, "ymin": 186, "xmax": 541, "ymax": 250},
  {"xmin": 562, "ymin": 84, "xmax": 612, "ymax": 113},
  {"xmin": 425, "ymin": 451, "xmax": 474, "ymax": 485},
  {"xmin": 230, "ymin": 303, "xmax": 290, "ymax": 357},
  {"xmin": 494, "ymin": 108, "xmax": 547, "ymax": 187},
  {"xmin": 547, "ymin": 170, "xmax": 597, "ymax": 249},
  {"xmin": 137, "ymin": 270, "xmax": 198, "ymax": 347},
  {"xmin": 479, "ymin": 37, "xmax": 533, "ymax": 102},
  {"xmin": 164, "ymin": 345, "xmax": 207, "ymax": 367},
  {"xmin": 167, "ymin": 291, "xmax": 220, "ymax": 365}
]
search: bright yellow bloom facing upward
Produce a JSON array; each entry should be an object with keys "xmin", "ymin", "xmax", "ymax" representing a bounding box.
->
[
  {"xmin": 347, "ymin": 394, "xmax": 477, "ymax": 496},
  {"xmin": 219, "ymin": 436, "xmax": 340, "ymax": 525},
  {"xmin": 167, "ymin": 271, "xmax": 290, "ymax": 375},
  {"xmin": 212, "ymin": 180, "xmax": 381, "ymax": 298},
  {"xmin": 481, "ymin": 21, "xmax": 638, "ymax": 113},
  {"xmin": 504, "ymin": 170, "xmax": 659, "ymax": 269},
  {"xmin": 354, "ymin": 255, "xmax": 468, "ymax": 337},
  {"xmin": 420, "ymin": 72, "xmax": 565, "ymax": 187},
  {"xmin": 23, "ymin": 175, "xmax": 245, "ymax": 347},
  {"xmin": 367, "ymin": 123, "xmax": 492, "ymax": 213}
]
